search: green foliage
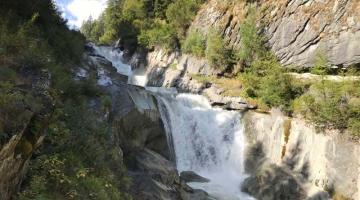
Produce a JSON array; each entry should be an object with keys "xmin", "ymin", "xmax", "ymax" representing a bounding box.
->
[
  {"xmin": 293, "ymin": 80, "xmax": 360, "ymax": 138},
  {"xmin": 18, "ymin": 99, "xmax": 132, "ymax": 200},
  {"xmin": 1, "ymin": 1, "xmax": 134, "ymax": 198},
  {"xmin": 81, "ymin": 17, "xmax": 105, "ymax": 43},
  {"xmin": 345, "ymin": 65, "xmax": 360, "ymax": 76},
  {"xmin": 122, "ymin": 0, "xmax": 146, "ymax": 21},
  {"xmin": 138, "ymin": 20, "xmax": 177, "ymax": 50},
  {"xmin": 311, "ymin": 50, "xmax": 330, "ymax": 75},
  {"xmin": 239, "ymin": 7, "xmax": 265, "ymax": 65},
  {"xmin": 205, "ymin": 30, "xmax": 231, "ymax": 70},
  {"xmin": 166, "ymin": 0, "xmax": 204, "ymax": 39},
  {"xmin": 240, "ymin": 53, "xmax": 304, "ymax": 112},
  {"xmin": 182, "ymin": 30, "xmax": 206, "ymax": 57},
  {"xmin": 80, "ymin": 0, "xmax": 204, "ymax": 51}
]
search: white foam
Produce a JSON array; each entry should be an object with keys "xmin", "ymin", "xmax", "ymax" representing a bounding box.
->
[{"xmin": 156, "ymin": 93, "xmax": 254, "ymax": 200}]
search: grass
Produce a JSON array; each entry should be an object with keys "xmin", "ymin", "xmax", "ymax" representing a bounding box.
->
[
  {"xmin": 169, "ymin": 63, "xmax": 177, "ymax": 70},
  {"xmin": 189, "ymin": 74, "xmax": 243, "ymax": 97}
]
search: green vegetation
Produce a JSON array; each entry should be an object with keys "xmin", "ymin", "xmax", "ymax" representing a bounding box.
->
[
  {"xmin": 18, "ymin": 98, "xmax": 131, "ymax": 200},
  {"xmin": 205, "ymin": 30, "xmax": 232, "ymax": 70},
  {"xmin": 138, "ymin": 20, "xmax": 176, "ymax": 50},
  {"xmin": 166, "ymin": 0, "xmax": 204, "ymax": 39},
  {"xmin": 190, "ymin": 74, "xmax": 243, "ymax": 97},
  {"xmin": 311, "ymin": 50, "xmax": 331, "ymax": 75},
  {"xmin": 294, "ymin": 80, "xmax": 360, "ymax": 137},
  {"xmin": 236, "ymin": 9, "xmax": 304, "ymax": 113},
  {"xmin": 182, "ymin": 30, "xmax": 206, "ymax": 57},
  {"xmin": 240, "ymin": 53, "xmax": 304, "ymax": 113},
  {"xmin": 1, "ymin": 1, "xmax": 133, "ymax": 198},
  {"xmin": 81, "ymin": 0, "xmax": 204, "ymax": 52},
  {"xmin": 238, "ymin": 7, "xmax": 264, "ymax": 65}
]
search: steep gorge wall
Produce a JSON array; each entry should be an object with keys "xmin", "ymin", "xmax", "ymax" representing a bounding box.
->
[
  {"xmin": 132, "ymin": 0, "xmax": 360, "ymax": 72},
  {"xmin": 191, "ymin": 0, "xmax": 360, "ymax": 67},
  {"xmin": 125, "ymin": 1, "xmax": 360, "ymax": 199},
  {"xmin": 243, "ymin": 110, "xmax": 360, "ymax": 200}
]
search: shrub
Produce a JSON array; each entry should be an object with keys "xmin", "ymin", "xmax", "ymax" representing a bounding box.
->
[
  {"xmin": 166, "ymin": 0, "xmax": 204, "ymax": 39},
  {"xmin": 138, "ymin": 20, "xmax": 177, "ymax": 50},
  {"xmin": 311, "ymin": 50, "xmax": 330, "ymax": 75},
  {"xmin": 240, "ymin": 53, "xmax": 304, "ymax": 113},
  {"xmin": 205, "ymin": 30, "xmax": 231, "ymax": 70},
  {"xmin": 293, "ymin": 80, "xmax": 360, "ymax": 136},
  {"xmin": 239, "ymin": 7, "xmax": 266, "ymax": 65},
  {"xmin": 182, "ymin": 30, "xmax": 206, "ymax": 57},
  {"xmin": 122, "ymin": 0, "xmax": 146, "ymax": 21}
]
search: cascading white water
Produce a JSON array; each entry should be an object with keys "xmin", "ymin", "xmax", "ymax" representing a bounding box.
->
[
  {"xmin": 156, "ymin": 93, "xmax": 254, "ymax": 200},
  {"xmin": 93, "ymin": 45, "xmax": 133, "ymax": 76},
  {"xmin": 92, "ymin": 45, "xmax": 147, "ymax": 86},
  {"xmin": 93, "ymin": 44, "xmax": 253, "ymax": 199}
]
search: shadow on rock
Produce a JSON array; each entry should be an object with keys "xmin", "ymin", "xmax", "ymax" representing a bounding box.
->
[{"xmin": 241, "ymin": 140, "xmax": 328, "ymax": 200}]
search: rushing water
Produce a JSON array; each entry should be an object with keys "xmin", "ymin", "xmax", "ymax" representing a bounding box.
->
[
  {"xmin": 93, "ymin": 45, "xmax": 147, "ymax": 86},
  {"xmin": 156, "ymin": 93, "xmax": 253, "ymax": 200},
  {"xmin": 94, "ymin": 45, "xmax": 254, "ymax": 199}
]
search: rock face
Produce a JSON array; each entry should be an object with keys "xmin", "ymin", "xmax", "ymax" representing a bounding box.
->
[
  {"xmin": 128, "ymin": 48, "xmax": 254, "ymax": 111},
  {"xmin": 0, "ymin": 70, "xmax": 54, "ymax": 200},
  {"xmin": 190, "ymin": 0, "xmax": 360, "ymax": 68},
  {"xmin": 262, "ymin": 0, "xmax": 360, "ymax": 67},
  {"xmin": 243, "ymin": 110, "xmax": 360, "ymax": 200}
]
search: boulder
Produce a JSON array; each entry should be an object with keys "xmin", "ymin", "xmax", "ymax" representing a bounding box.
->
[
  {"xmin": 180, "ymin": 171, "xmax": 210, "ymax": 183},
  {"xmin": 135, "ymin": 148, "xmax": 179, "ymax": 185}
]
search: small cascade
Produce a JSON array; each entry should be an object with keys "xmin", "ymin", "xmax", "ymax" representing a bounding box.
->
[
  {"xmin": 93, "ymin": 45, "xmax": 132, "ymax": 76},
  {"xmin": 92, "ymin": 45, "xmax": 147, "ymax": 86}
]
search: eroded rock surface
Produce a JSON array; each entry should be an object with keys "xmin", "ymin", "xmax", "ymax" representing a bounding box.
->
[{"xmin": 243, "ymin": 110, "xmax": 360, "ymax": 200}]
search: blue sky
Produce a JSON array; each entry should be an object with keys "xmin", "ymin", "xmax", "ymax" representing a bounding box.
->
[{"xmin": 54, "ymin": 0, "xmax": 107, "ymax": 28}]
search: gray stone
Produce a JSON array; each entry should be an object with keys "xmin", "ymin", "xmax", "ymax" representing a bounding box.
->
[
  {"xmin": 244, "ymin": 110, "xmax": 360, "ymax": 200},
  {"xmin": 180, "ymin": 171, "xmax": 210, "ymax": 183}
]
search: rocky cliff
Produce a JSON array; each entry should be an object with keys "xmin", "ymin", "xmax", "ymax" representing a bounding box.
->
[
  {"xmin": 191, "ymin": 0, "xmax": 360, "ymax": 68},
  {"xmin": 124, "ymin": 1, "xmax": 360, "ymax": 199},
  {"xmin": 129, "ymin": 0, "xmax": 360, "ymax": 74},
  {"xmin": 0, "ymin": 70, "xmax": 54, "ymax": 200},
  {"xmin": 243, "ymin": 110, "xmax": 360, "ymax": 200}
]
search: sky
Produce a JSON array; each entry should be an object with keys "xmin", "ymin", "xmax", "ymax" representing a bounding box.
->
[{"xmin": 54, "ymin": 0, "xmax": 107, "ymax": 28}]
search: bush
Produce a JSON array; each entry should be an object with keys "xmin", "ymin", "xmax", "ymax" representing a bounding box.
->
[
  {"xmin": 166, "ymin": 0, "xmax": 204, "ymax": 39},
  {"xmin": 293, "ymin": 80, "xmax": 360, "ymax": 137},
  {"xmin": 205, "ymin": 30, "xmax": 231, "ymax": 70},
  {"xmin": 311, "ymin": 50, "xmax": 330, "ymax": 75},
  {"xmin": 122, "ymin": 0, "xmax": 146, "ymax": 21},
  {"xmin": 182, "ymin": 30, "xmax": 206, "ymax": 57},
  {"xmin": 240, "ymin": 53, "xmax": 304, "ymax": 113},
  {"xmin": 138, "ymin": 20, "xmax": 177, "ymax": 50},
  {"xmin": 18, "ymin": 99, "xmax": 132, "ymax": 199},
  {"xmin": 239, "ymin": 7, "xmax": 266, "ymax": 65}
]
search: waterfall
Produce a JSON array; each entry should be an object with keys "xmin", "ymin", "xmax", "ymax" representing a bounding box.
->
[
  {"xmin": 156, "ymin": 93, "xmax": 254, "ymax": 200},
  {"xmin": 93, "ymin": 45, "xmax": 132, "ymax": 76},
  {"xmin": 92, "ymin": 45, "xmax": 147, "ymax": 86},
  {"xmin": 92, "ymin": 44, "xmax": 253, "ymax": 199}
]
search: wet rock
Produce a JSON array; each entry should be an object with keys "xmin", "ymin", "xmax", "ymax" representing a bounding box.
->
[
  {"xmin": 180, "ymin": 171, "xmax": 210, "ymax": 183},
  {"xmin": 136, "ymin": 148, "xmax": 179, "ymax": 185}
]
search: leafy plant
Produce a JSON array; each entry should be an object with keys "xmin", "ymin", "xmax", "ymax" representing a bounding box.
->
[
  {"xmin": 182, "ymin": 29, "xmax": 206, "ymax": 57},
  {"xmin": 205, "ymin": 29, "xmax": 231, "ymax": 70}
]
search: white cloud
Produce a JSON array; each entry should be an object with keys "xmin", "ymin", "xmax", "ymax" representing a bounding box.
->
[{"xmin": 66, "ymin": 0, "xmax": 107, "ymax": 28}]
